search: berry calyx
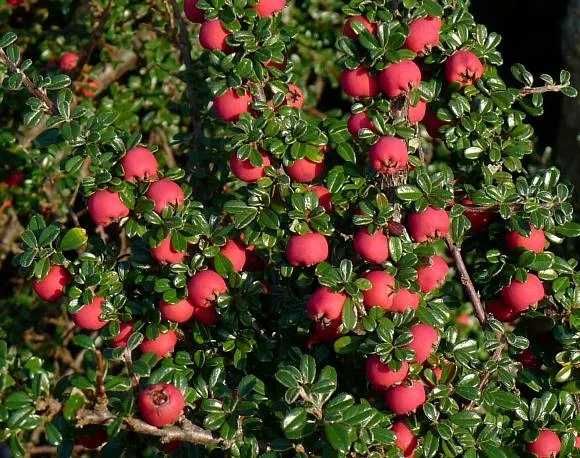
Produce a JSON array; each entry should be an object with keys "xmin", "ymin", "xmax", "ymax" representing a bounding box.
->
[
  {"xmin": 220, "ymin": 239, "xmax": 247, "ymax": 272},
  {"xmin": 527, "ymin": 429, "xmax": 561, "ymax": 458},
  {"xmin": 285, "ymin": 83, "xmax": 305, "ymax": 108},
  {"xmin": 285, "ymin": 158, "xmax": 325, "ymax": 183},
  {"xmin": 229, "ymin": 151, "xmax": 271, "ymax": 182},
  {"xmin": 368, "ymin": 136, "xmax": 409, "ymax": 174},
  {"xmin": 341, "ymin": 67, "xmax": 379, "ymax": 99},
  {"xmin": 88, "ymin": 190, "xmax": 130, "ymax": 227},
  {"xmin": 445, "ymin": 50, "xmax": 484, "ymax": 86},
  {"xmin": 362, "ymin": 270, "xmax": 395, "ymax": 310},
  {"xmin": 121, "ymin": 146, "xmax": 158, "ymax": 182},
  {"xmin": 505, "ymin": 227, "xmax": 547, "ymax": 253},
  {"xmin": 500, "ymin": 273, "xmax": 544, "ymax": 313},
  {"xmin": 199, "ymin": 19, "xmax": 230, "ymax": 52},
  {"xmin": 378, "ymin": 60, "xmax": 422, "ymax": 98},
  {"xmin": 187, "ymin": 270, "xmax": 228, "ymax": 307},
  {"xmin": 384, "ymin": 380, "xmax": 426, "ymax": 415},
  {"xmin": 416, "ymin": 255, "xmax": 449, "ymax": 293},
  {"xmin": 306, "ymin": 286, "xmax": 346, "ymax": 321},
  {"xmin": 159, "ymin": 298, "xmax": 195, "ymax": 323},
  {"xmin": 286, "ymin": 232, "xmax": 329, "ymax": 267},
  {"xmin": 214, "ymin": 89, "xmax": 253, "ymax": 122},
  {"xmin": 407, "ymin": 323, "xmax": 439, "ymax": 363},
  {"xmin": 32, "ymin": 265, "xmax": 72, "ymax": 302},
  {"xmin": 71, "ymin": 296, "xmax": 108, "ymax": 330},
  {"xmin": 150, "ymin": 236, "xmax": 187, "ymax": 265},
  {"xmin": 138, "ymin": 383, "xmax": 185, "ymax": 427},
  {"xmin": 406, "ymin": 206, "xmax": 450, "ymax": 242},
  {"xmin": 391, "ymin": 421, "xmax": 417, "ymax": 457},
  {"xmin": 366, "ymin": 356, "xmax": 409, "ymax": 390},
  {"xmin": 139, "ymin": 330, "xmax": 178, "ymax": 357},
  {"xmin": 146, "ymin": 179, "xmax": 185, "ymax": 213},
  {"xmin": 404, "ymin": 16, "xmax": 442, "ymax": 54}
]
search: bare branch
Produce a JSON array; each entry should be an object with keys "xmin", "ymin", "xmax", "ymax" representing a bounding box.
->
[{"xmin": 520, "ymin": 84, "xmax": 567, "ymax": 96}]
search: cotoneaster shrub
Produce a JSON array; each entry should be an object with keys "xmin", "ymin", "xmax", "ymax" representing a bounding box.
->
[{"xmin": 0, "ymin": 0, "xmax": 579, "ymax": 457}]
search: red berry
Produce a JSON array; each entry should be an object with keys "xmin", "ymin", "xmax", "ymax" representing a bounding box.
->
[
  {"xmin": 71, "ymin": 296, "xmax": 108, "ymax": 330},
  {"xmin": 138, "ymin": 383, "xmax": 185, "ymax": 427},
  {"xmin": 159, "ymin": 298, "xmax": 195, "ymax": 323},
  {"xmin": 391, "ymin": 421, "xmax": 417, "ymax": 457},
  {"xmin": 191, "ymin": 304, "xmax": 218, "ymax": 326},
  {"xmin": 341, "ymin": 67, "xmax": 379, "ymax": 99},
  {"xmin": 8, "ymin": 0, "xmax": 24, "ymax": 6},
  {"xmin": 462, "ymin": 198, "xmax": 495, "ymax": 233},
  {"xmin": 384, "ymin": 380, "xmax": 426, "ymax": 415},
  {"xmin": 362, "ymin": 270, "xmax": 395, "ymax": 310},
  {"xmin": 139, "ymin": 330, "xmax": 178, "ymax": 357},
  {"xmin": 378, "ymin": 60, "xmax": 422, "ymax": 98},
  {"xmin": 368, "ymin": 136, "xmax": 409, "ymax": 174},
  {"xmin": 59, "ymin": 52, "xmax": 79, "ymax": 72},
  {"xmin": 353, "ymin": 229, "xmax": 390, "ymax": 264},
  {"xmin": 285, "ymin": 158, "xmax": 325, "ymax": 183},
  {"xmin": 487, "ymin": 298, "xmax": 519, "ymax": 322},
  {"xmin": 146, "ymin": 179, "xmax": 184, "ymax": 213},
  {"xmin": 423, "ymin": 109, "xmax": 446, "ymax": 138},
  {"xmin": 505, "ymin": 227, "xmax": 547, "ymax": 253},
  {"xmin": 33, "ymin": 265, "xmax": 72, "ymax": 302},
  {"xmin": 220, "ymin": 239, "xmax": 247, "ymax": 272},
  {"xmin": 229, "ymin": 151, "xmax": 271, "ymax": 182},
  {"xmin": 406, "ymin": 206, "xmax": 450, "ymax": 242},
  {"xmin": 390, "ymin": 289, "xmax": 421, "ymax": 313},
  {"xmin": 527, "ymin": 429, "xmax": 561, "ymax": 458},
  {"xmin": 575, "ymin": 436, "xmax": 580, "ymax": 449},
  {"xmin": 121, "ymin": 146, "xmax": 158, "ymax": 182},
  {"xmin": 184, "ymin": 0, "xmax": 204, "ymax": 23},
  {"xmin": 286, "ymin": 233, "xmax": 329, "ymax": 267},
  {"xmin": 285, "ymin": 83, "xmax": 304, "ymax": 108},
  {"xmin": 112, "ymin": 323, "xmax": 134, "ymax": 348},
  {"xmin": 311, "ymin": 185, "xmax": 332, "ymax": 212},
  {"xmin": 366, "ymin": 356, "xmax": 408, "ymax": 390},
  {"xmin": 306, "ymin": 319, "xmax": 341, "ymax": 347},
  {"xmin": 416, "ymin": 255, "xmax": 449, "ymax": 293},
  {"xmin": 255, "ymin": 0, "xmax": 286, "ymax": 17},
  {"xmin": 445, "ymin": 50, "xmax": 484, "ymax": 86},
  {"xmin": 519, "ymin": 348, "xmax": 540, "ymax": 370},
  {"xmin": 404, "ymin": 16, "xmax": 442, "ymax": 54},
  {"xmin": 306, "ymin": 286, "xmax": 346, "ymax": 321},
  {"xmin": 150, "ymin": 236, "xmax": 187, "ymax": 265},
  {"xmin": 501, "ymin": 273, "xmax": 544, "ymax": 313},
  {"xmin": 88, "ymin": 190, "xmax": 130, "ymax": 227},
  {"xmin": 199, "ymin": 19, "xmax": 230, "ymax": 52},
  {"xmin": 407, "ymin": 323, "xmax": 439, "ymax": 363},
  {"xmin": 214, "ymin": 89, "xmax": 252, "ymax": 122},
  {"xmin": 347, "ymin": 112, "xmax": 374, "ymax": 136},
  {"xmin": 342, "ymin": 15, "xmax": 376, "ymax": 40},
  {"xmin": 408, "ymin": 100, "xmax": 427, "ymax": 123},
  {"xmin": 187, "ymin": 270, "xmax": 228, "ymax": 308},
  {"xmin": 3, "ymin": 170, "xmax": 24, "ymax": 187}
]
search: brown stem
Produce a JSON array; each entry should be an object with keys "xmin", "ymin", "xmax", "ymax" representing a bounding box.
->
[
  {"xmin": 520, "ymin": 84, "xmax": 566, "ymax": 96},
  {"xmin": 445, "ymin": 234, "xmax": 487, "ymax": 325},
  {"xmin": 95, "ymin": 350, "xmax": 108, "ymax": 413}
]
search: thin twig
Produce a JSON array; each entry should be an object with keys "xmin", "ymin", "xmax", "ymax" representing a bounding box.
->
[
  {"xmin": 520, "ymin": 84, "xmax": 567, "ymax": 96},
  {"xmin": 95, "ymin": 350, "xmax": 108, "ymax": 413},
  {"xmin": 445, "ymin": 234, "xmax": 487, "ymax": 325}
]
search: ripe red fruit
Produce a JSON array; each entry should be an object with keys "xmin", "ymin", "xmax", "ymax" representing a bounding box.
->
[
  {"xmin": 311, "ymin": 185, "xmax": 332, "ymax": 212},
  {"xmin": 112, "ymin": 322, "xmax": 134, "ymax": 348},
  {"xmin": 121, "ymin": 146, "xmax": 158, "ymax": 182},
  {"xmin": 285, "ymin": 84, "xmax": 304, "ymax": 108},
  {"xmin": 71, "ymin": 296, "xmax": 108, "ymax": 330},
  {"xmin": 487, "ymin": 299, "xmax": 519, "ymax": 322},
  {"xmin": 404, "ymin": 16, "xmax": 442, "ymax": 54},
  {"xmin": 390, "ymin": 288, "xmax": 421, "ymax": 313},
  {"xmin": 187, "ymin": 270, "xmax": 228, "ymax": 307},
  {"xmin": 138, "ymin": 383, "xmax": 185, "ymax": 427},
  {"xmin": 366, "ymin": 356, "xmax": 409, "ymax": 390},
  {"xmin": 33, "ymin": 265, "xmax": 72, "ymax": 302},
  {"xmin": 159, "ymin": 298, "xmax": 195, "ymax": 323},
  {"xmin": 286, "ymin": 232, "xmax": 329, "ymax": 267},
  {"xmin": 408, "ymin": 100, "xmax": 427, "ymax": 123},
  {"xmin": 146, "ymin": 179, "xmax": 184, "ymax": 213},
  {"xmin": 229, "ymin": 151, "xmax": 271, "ymax": 182},
  {"xmin": 139, "ymin": 330, "xmax": 178, "ymax": 357},
  {"xmin": 406, "ymin": 206, "xmax": 450, "ymax": 242},
  {"xmin": 306, "ymin": 286, "xmax": 346, "ymax": 321},
  {"xmin": 445, "ymin": 50, "xmax": 484, "ymax": 86},
  {"xmin": 407, "ymin": 323, "xmax": 439, "ymax": 363},
  {"xmin": 285, "ymin": 158, "xmax": 325, "ymax": 183},
  {"xmin": 391, "ymin": 421, "xmax": 417, "ymax": 457},
  {"xmin": 378, "ymin": 60, "xmax": 422, "ymax": 98},
  {"xmin": 88, "ymin": 190, "xmax": 130, "ymax": 227},
  {"xmin": 416, "ymin": 255, "xmax": 449, "ymax": 293},
  {"xmin": 527, "ymin": 429, "xmax": 561, "ymax": 458},
  {"xmin": 191, "ymin": 304, "xmax": 218, "ymax": 326},
  {"xmin": 220, "ymin": 239, "xmax": 247, "ymax": 272},
  {"xmin": 353, "ymin": 229, "xmax": 390, "ymax": 264},
  {"xmin": 214, "ymin": 89, "xmax": 252, "ymax": 122},
  {"xmin": 8, "ymin": 0, "xmax": 24, "ymax": 6},
  {"xmin": 519, "ymin": 348, "xmax": 540, "ymax": 370},
  {"xmin": 341, "ymin": 67, "xmax": 379, "ymax": 99},
  {"xmin": 362, "ymin": 270, "xmax": 395, "ymax": 309},
  {"xmin": 184, "ymin": 0, "xmax": 204, "ymax": 23},
  {"xmin": 423, "ymin": 109, "xmax": 446, "ymax": 138},
  {"xmin": 306, "ymin": 319, "xmax": 341, "ymax": 347},
  {"xmin": 255, "ymin": 0, "xmax": 286, "ymax": 17},
  {"xmin": 384, "ymin": 380, "xmax": 426, "ymax": 415},
  {"xmin": 347, "ymin": 112, "xmax": 374, "ymax": 136},
  {"xmin": 505, "ymin": 227, "xmax": 547, "ymax": 253},
  {"xmin": 3, "ymin": 170, "xmax": 24, "ymax": 187},
  {"xmin": 368, "ymin": 136, "xmax": 409, "ymax": 174},
  {"xmin": 501, "ymin": 273, "xmax": 544, "ymax": 313},
  {"xmin": 150, "ymin": 236, "xmax": 187, "ymax": 265},
  {"xmin": 199, "ymin": 19, "xmax": 230, "ymax": 52},
  {"xmin": 59, "ymin": 52, "xmax": 79, "ymax": 72},
  {"xmin": 462, "ymin": 198, "xmax": 495, "ymax": 233},
  {"xmin": 342, "ymin": 15, "xmax": 376, "ymax": 39}
]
